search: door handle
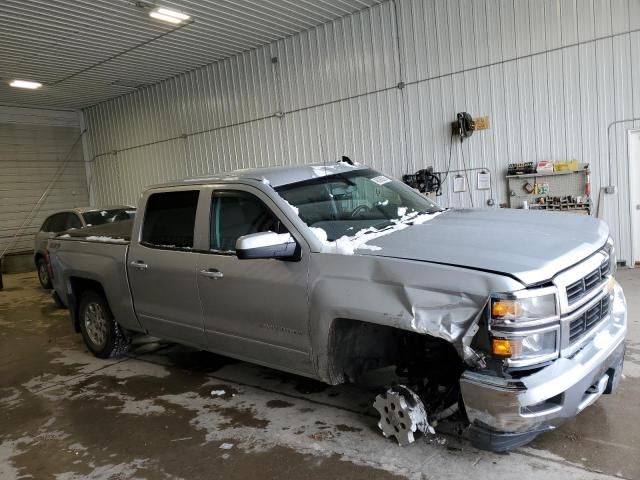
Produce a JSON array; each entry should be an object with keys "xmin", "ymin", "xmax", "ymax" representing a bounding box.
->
[
  {"xmin": 130, "ymin": 260, "xmax": 148, "ymax": 270},
  {"xmin": 200, "ymin": 268, "xmax": 224, "ymax": 279}
]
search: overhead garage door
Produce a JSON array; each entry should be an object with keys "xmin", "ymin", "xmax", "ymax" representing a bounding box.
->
[{"xmin": 0, "ymin": 109, "xmax": 88, "ymax": 256}]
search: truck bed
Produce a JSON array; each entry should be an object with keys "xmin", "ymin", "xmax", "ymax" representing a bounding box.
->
[
  {"xmin": 48, "ymin": 221, "xmax": 142, "ymax": 332},
  {"xmin": 59, "ymin": 219, "xmax": 133, "ymax": 242}
]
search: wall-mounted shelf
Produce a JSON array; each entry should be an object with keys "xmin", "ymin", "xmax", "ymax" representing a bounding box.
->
[
  {"xmin": 507, "ymin": 167, "xmax": 591, "ymax": 214},
  {"xmin": 506, "ymin": 169, "xmax": 587, "ymax": 179}
]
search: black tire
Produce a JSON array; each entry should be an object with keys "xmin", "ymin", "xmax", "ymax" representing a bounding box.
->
[
  {"xmin": 78, "ymin": 290, "xmax": 129, "ymax": 359},
  {"xmin": 37, "ymin": 258, "xmax": 52, "ymax": 289}
]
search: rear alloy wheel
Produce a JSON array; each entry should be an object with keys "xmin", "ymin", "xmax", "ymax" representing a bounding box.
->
[
  {"xmin": 37, "ymin": 258, "xmax": 52, "ymax": 289},
  {"xmin": 78, "ymin": 290, "xmax": 128, "ymax": 358}
]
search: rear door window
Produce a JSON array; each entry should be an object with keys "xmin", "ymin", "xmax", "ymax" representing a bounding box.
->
[
  {"xmin": 67, "ymin": 214, "xmax": 82, "ymax": 230},
  {"xmin": 40, "ymin": 217, "xmax": 52, "ymax": 232},
  {"xmin": 83, "ymin": 209, "xmax": 135, "ymax": 226},
  {"xmin": 210, "ymin": 191, "xmax": 286, "ymax": 252},
  {"xmin": 47, "ymin": 213, "xmax": 68, "ymax": 232},
  {"xmin": 141, "ymin": 190, "xmax": 199, "ymax": 250}
]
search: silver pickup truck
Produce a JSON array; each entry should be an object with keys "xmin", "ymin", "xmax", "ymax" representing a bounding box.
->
[{"xmin": 48, "ymin": 162, "xmax": 627, "ymax": 452}]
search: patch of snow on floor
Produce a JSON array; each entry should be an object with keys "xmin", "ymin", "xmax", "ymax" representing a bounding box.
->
[
  {"xmin": 0, "ymin": 437, "xmax": 31, "ymax": 480},
  {"xmin": 120, "ymin": 398, "xmax": 166, "ymax": 416},
  {"xmin": 54, "ymin": 458, "xmax": 150, "ymax": 480},
  {"xmin": 0, "ymin": 387, "xmax": 22, "ymax": 409}
]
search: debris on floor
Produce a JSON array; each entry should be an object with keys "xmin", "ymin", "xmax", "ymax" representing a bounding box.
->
[
  {"xmin": 219, "ymin": 443, "xmax": 234, "ymax": 450},
  {"xmin": 309, "ymin": 431, "xmax": 335, "ymax": 441}
]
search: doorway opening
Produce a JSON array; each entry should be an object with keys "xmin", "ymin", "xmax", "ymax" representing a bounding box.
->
[{"xmin": 629, "ymin": 129, "xmax": 640, "ymax": 266}]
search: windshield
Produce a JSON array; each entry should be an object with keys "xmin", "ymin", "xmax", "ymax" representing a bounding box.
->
[
  {"xmin": 275, "ymin": 168, "xmax": 443, "ymax": 241},
  {"xmin": 82, "ymin": 208, "xmax": 136, "ymax": 227}
]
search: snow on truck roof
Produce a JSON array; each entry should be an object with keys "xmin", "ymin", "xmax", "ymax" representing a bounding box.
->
[{"xmin": 148, "ymin": 161, "xmax": 367, "ymax": 190}]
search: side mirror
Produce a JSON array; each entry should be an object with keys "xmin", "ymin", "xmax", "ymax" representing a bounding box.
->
[{"xmin": 236, "ymin": 232, "xmax": 298, "ymax": 260}]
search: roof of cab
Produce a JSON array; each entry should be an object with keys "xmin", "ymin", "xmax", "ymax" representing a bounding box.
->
[{"xmin": 147, "ymin": 161, "xmax": 368, "ymax": 190}]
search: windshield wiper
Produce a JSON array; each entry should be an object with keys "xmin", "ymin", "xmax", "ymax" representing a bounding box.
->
[{"xmin": 371, "ymin": 219, "xmax": 394, "ymax": 230}]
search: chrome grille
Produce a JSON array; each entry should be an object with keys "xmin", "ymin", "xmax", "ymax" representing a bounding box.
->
[
  {"xmin": 566, "ymin": 257, "xmax": 610, "ymax": 304},
  {"xmin": 569, "ymin": 295, "xmax": 612, "ymax": 343}
]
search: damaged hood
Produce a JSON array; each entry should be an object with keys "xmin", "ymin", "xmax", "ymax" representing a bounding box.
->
[{"xmin": 360, "ymin": 209, "xmax": 609, "ymax": 286}]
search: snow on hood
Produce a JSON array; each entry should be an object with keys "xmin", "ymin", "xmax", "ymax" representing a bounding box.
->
[
  {"xmin": 360, "ymin": 208, "xmax": 609, "ymax": 285},
  {"xmin": 309, "ymin": 211, "xmax": 444, "ymax": 255}
]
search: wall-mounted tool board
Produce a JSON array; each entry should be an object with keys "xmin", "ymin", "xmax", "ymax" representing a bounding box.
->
[{"xmin": 506, "ymin": 169, "xmax": 591, "ymax": 214}]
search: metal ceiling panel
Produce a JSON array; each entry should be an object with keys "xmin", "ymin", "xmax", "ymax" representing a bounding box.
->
[{"xmin": 0, "ymin": 0, "xmax": 382, "ymax": 110}]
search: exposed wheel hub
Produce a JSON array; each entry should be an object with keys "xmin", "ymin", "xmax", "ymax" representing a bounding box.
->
[{"xmin": 373, "ymin": 385, "xmax": 433, "ymax": 446}]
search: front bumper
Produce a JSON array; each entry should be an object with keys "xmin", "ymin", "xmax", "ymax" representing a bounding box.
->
[{"xmin": 460, "ymin": 283, "xmax": 627, "ymax": 452}]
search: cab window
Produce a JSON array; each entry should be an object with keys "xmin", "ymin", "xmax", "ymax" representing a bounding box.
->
[
  {"xmin": 141, "ymin": 190, "xmax": 199, "ymax": 250},
  {"xmin": 210, "ymin": 191, "xmax": 286, "ymax": 252}
]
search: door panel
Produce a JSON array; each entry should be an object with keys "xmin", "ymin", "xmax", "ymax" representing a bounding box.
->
[
  {"xmin": 127, "ymin": 189, "xmax": 205, "ymax": 347},
  {"xmin": 198, "ymin": 253, "xmax": 310, "ymax": 352},
  {"xmin": 196, "ymin": 188, "xmax": 311, "ymax": 369}
]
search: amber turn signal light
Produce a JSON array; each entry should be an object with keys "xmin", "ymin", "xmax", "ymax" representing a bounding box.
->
[
  {"xmin": 492, "ymin": 338, "xmax": 513, "ymax": 357},
  {"xmin": 491, "ymin": 299, "xmax": 522, "ymax": 318}
]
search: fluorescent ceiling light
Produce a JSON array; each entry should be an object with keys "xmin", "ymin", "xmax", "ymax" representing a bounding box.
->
[
  {"xmin": 149, "ymin": 7, "xmax": 190, "ymax": 24},
  {"xmin": 10, "ymin": 80, "xmax": 42, "ymax": 89}
]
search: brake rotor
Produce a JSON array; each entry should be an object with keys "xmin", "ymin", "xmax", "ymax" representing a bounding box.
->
[{"xmin": 373, "ymin": 385, "xmax": 434, "ymax": 446}]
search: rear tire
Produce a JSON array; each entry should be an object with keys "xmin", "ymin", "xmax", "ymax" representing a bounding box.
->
[
  {"xmin": 37, "ymin": 258, "xmax": 52, "ymax": 289},
  {"xmin": 78, "ymin": 290, "xmax": 129, "ymax": 358}
]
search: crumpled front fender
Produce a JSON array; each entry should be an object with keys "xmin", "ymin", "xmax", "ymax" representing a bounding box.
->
[{"xmin": 307, "ymin": 253, "xmax": 523, "ymax": 384}]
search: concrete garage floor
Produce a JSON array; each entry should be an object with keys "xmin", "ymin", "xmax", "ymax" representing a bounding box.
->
[{"xmin": 1, "ymin": 271, "xmax": 639, "ymax": 480}]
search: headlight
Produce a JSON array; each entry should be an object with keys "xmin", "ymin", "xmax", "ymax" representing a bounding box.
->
[
  {"xmin": 605, "ymin": 236, "xmax": 614, "ymax": 254},
  {"xmin": 605, "ymin": 236, "xmax": 617, "ymax": 276},
  {"xmin": 491, "ymin": 293, "xmax": 556, "ymax": 324},
  {"xmin": 492, "ymin": 329, "xmax": 558, "ymax": 362},
  {"xmin": 489, "ymin": 287, "xmax": 560, "ymax": 367}
]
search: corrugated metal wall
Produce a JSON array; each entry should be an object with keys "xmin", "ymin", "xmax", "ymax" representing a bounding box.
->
[
  {"xmin": 0, "ymin": 107, "xmax": 88, "ymax": 255},
  {"xmin": 83, "ymin": 0, "xmax": 640, "ymax": 264}
]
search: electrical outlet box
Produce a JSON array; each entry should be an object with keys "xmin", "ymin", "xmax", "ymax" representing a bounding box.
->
[{"xmin": 474, "ymin": 116, "xmax": 490, "ymax": 130}]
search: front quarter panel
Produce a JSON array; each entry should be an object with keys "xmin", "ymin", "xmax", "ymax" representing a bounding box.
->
[{"xmin": 308, "ymin": 253, "xmax": 524, "ymax": 383}]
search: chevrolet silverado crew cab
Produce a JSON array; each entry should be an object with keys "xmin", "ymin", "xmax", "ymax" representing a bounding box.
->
[{"xmin": 47, "ymin": 161, "xmax": 627, "ymax": 451}]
